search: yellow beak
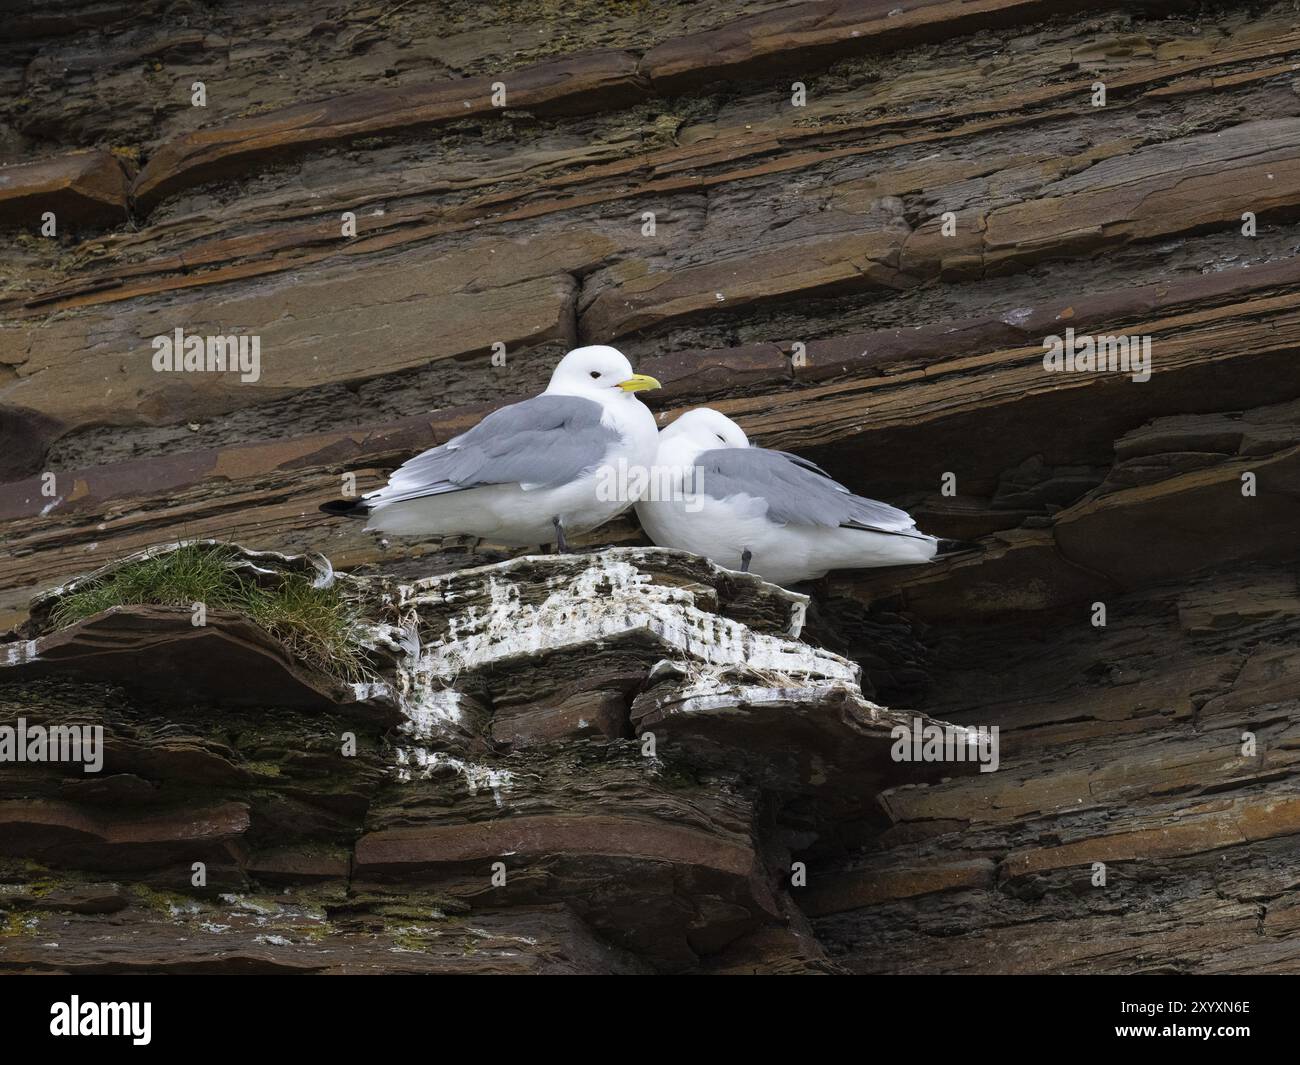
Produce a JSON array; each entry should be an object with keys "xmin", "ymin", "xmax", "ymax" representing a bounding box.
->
[{"xmin": 616, "ymin": 373, "xmax": 662, "ymax": 393}]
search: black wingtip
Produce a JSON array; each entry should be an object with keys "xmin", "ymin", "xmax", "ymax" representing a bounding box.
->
[
  {"xmin": 319, "ymin": 499, "xmax": 369, "ymax": 518},
  {"xmin": 936, "ymin": 538, "xmax": 985, "ymax": 556}
]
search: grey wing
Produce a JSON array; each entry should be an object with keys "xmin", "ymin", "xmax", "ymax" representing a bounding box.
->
[
  {"xmin": 770, "ymin": 449, "xmax": 847, "ymax": 489},
  {"xmin": 696, "ymin": 447, "xmax": 921, "ymax": 534},
  {"xmin": 370, "ymin": 394, "xmax": 618, "ymax": 506}
]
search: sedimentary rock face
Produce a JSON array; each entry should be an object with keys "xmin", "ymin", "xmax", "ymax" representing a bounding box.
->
[{"xmin": 2, "ymin": 0, "xmax": 1299, "ymax": 976}]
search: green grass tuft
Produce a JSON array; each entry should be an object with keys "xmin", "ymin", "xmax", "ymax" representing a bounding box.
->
[
  {"xmin": 50, "ymin": 543, "xmax": 243, "ymax": 625},
  {"xmin": 49, "ymin": 543, "xmax": 370, "ymax": 682}
]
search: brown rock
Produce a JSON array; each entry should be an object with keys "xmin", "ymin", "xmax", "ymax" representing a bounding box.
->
[
  {"xmin": 3, "ymin": 605, "xmax": 372, "ymax": 712},
  {"xmin": 133, "ymin": 51, "xmax": 646, "ymax": 210},
  {"xmin": 0, "ymin": 151, "xmax": 128, "ymax": 229}
]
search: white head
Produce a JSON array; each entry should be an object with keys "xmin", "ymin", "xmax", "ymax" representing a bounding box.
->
[
  {"xmin": 545, "ymin": 345, "xmax": 661, "ymax": 402},
  {"xmin": 660, "ymin": 408, "xmax": 750, "ymax": 452}
]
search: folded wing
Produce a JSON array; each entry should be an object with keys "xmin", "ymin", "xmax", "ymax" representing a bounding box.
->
[
  {"xmin": 370, "ymin": 394, "xmax": 619, "ymax": 507},
  {"xmin": 694, "ymin": 447, "xmax": 921, "ymax": 534}
]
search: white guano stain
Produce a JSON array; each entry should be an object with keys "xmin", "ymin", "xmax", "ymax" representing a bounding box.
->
[
  {"xmin": 399, "ymin": 554, "xmax": 855, "ymax": 684},
  {"xmin": 380, "ymin": 551, "xmax": 839, "ymax": 806},
  {"xmin": 391, "ymin": 748, "xmax": 514, "ymax": 807},
  {"xmin": 4, "ymin": 641, "xmax": 39, "ymax": 666}
]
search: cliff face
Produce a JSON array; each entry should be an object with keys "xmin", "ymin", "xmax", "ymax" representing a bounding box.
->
[
  {"xmin": 5, "ymin": 544, "xmax": 942, "ymax": 973},
  {"xmin": 2, "ymin": 0, "xmax": 1299, "ymax": 974}
]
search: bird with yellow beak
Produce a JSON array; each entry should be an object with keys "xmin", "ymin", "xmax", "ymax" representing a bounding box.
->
[{"xmin": 321, "ymin": 345, "xmax": 661, "ymax": 551}]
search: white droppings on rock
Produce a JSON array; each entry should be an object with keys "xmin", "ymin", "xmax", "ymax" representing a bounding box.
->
[
  {"xmin": 218, "ymin": 893, "xmax": 276, "ymax": 915},
  {"xmin": 665, "ymin": 681, "xmax": 876, "ymax": 719},
  {"xmin": 3, "ymin": 640, "xmax": 39, "ymax": 666},
  {"xmin": 167, "ymin": 899, "xmax": 202, "ymax": 920},
  {"xmin": 378, "ymin": 550, "xmax": 851, "ymax": 799},
  {"xmin": 400, "ymin": 553, "xmax": 855, "ymax": 684},
  {"xmin": 254, "ymin": 933, "xmax": 293, "ymax": 946},
  {"xmin": 392, "ymin": 748, "xmax": 514, "ymax": 806},
  {"xmin": 349, "ymin": 679, "xmax": 395, "ymax": 704},
  {"xmin": 398, "ymin": 689, "xmax": 465, "ymax": 741}
]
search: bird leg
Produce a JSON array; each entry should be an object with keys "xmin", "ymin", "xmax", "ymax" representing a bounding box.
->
[
  {"xmin": 552, "ymin": 516, "xmax": 570, "ymax": 554},
  {"xmin": 740, "ymin": 548, "xmax": 753, "ymax": 573}
]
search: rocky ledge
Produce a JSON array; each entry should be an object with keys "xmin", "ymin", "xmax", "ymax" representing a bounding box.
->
[
  {"xmin": 3, "ymin": 0, "xmax": 1300, "ymax": 975},
  {"xmin": 0, "ymin": 543, "xmax": 981, "ymax": 974}
]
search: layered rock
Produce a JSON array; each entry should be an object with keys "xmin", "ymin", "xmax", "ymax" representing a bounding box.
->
[
  {"xmin": 2, "ymin": 0, "xmax": 1299, "ymax": 974},
  {"xmin": 0, "ymin": 544, "xmax": 976, "ymax": 973}
]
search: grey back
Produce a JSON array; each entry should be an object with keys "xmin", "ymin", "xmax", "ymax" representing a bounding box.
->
[
  {"xmin": 694, "ymin": 446, "xmax": 919, "ymax": 533},
  {"xmin": 378, "ymin": 394, "xmax": 619, "ymax": 504}
]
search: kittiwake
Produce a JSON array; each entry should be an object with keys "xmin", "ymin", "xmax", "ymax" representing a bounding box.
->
[
  {"xmin": 321, "ymin": 346, "xmax": 661, "ymax": 549},
  {"xmin": 635, "ymin": 408, "xmax": 976, "ymax": 586}
]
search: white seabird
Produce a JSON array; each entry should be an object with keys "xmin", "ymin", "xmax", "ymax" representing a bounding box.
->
[
  {"xmin": 321, "ymin": 346, "xmax": 661, "ymax": 549},
  {"xmin": 635, "ymin": 408, "xmax": 974, "ymax": 586}
]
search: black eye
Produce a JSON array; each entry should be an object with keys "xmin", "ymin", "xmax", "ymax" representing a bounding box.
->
[
  {"xmin": 717, "ymin": 434, "xmax": 726, "ymax": 442},
  {"xmin": 589, "ymin": 371, "xmax": 601, "ymax": 379}
]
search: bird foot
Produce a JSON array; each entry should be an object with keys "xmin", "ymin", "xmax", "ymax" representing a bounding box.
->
[{"xmin": 552, "ymin": 516, "xmax": 570, "ymax": 554}]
